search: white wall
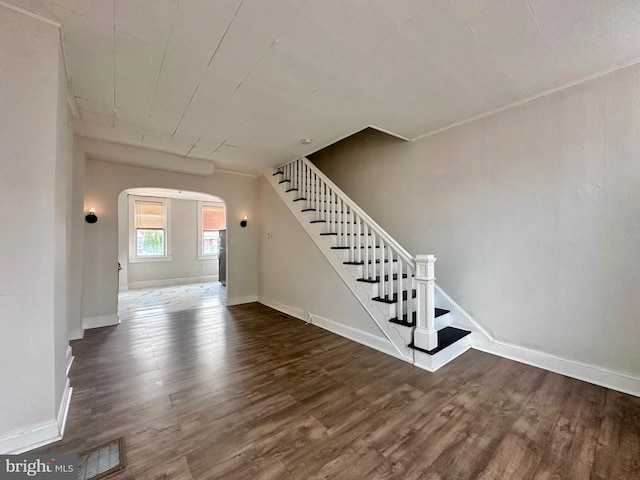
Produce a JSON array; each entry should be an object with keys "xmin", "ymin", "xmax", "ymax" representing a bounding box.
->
[
  {"xmin": 81, "ymin": 154, "xmax": 258, "ymax": 329},
  {"xmin": 257, "ymin": 176, "xmax": 385, "ymax": 337},
  {"xmin": 311, "ymin": 62, "xmax": 640, "ymax": 380},
  {"xmin": 122, "ymin": 196, "xmax": 218, "ymax": 288},
  {"xmin": 0, "ymin": 5, "xmax": 71, "ymax": 449}
]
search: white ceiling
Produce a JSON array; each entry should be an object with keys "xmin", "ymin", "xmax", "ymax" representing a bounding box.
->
[{"xmin": 29, "ymin": 0, "xmax": 640, "ymax": 173}]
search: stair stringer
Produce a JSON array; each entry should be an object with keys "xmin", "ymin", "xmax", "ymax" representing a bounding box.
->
[
  {"xmin": 265, "ymin": 172, "xmax": 415, "ymax": 363},
  {"xmin": 435, "ymin": 284, "xmax": 492, "ymax": 345}
]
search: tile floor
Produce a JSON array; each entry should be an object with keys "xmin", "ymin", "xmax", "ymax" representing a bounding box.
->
[{"xmin": 117, "ymin": 282, "xmax": 225, "ymax": 320}]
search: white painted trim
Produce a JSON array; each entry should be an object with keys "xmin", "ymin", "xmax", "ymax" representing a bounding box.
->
[
  {"xmin": 68, "ymin": 327, "xmax": 84, "ymax": 341},
  {"xmin": 367, "ymin": 125, "xmax": 410, "ymax": 141},
  {"xmin": 299, "ymin": 157, "xmax": 414, "ymax": 265},
  {"xmin": 265, "ymin": 169, "xmax": 413, "ymax": 362},
  {"xmin": 83, "ymin": 314, "xmax": 120, "ymax": 330},
  {"xmin": 65, "ymin": 346, "xmax": 74, "ymax": 376},
  {"xmin": 414, "ymin": 335, "xmax": 471, "ymax": 372},
  {"xmin": 412, "ymin": 58, "xmax": 640, "ymax": 142},
  {"xmin": 56, "ymin": 379, "xmax": 72, "ymax": 441},
  {"xmin": 435, "ymin": 284, "xmax": 640, "ymax": 397},
  {"xmin": 0, "ymin": 420, "xmax": 60, "ymax": 455},
  {"xmin": 215, "ymin": 168, "xmax": 258, "ymax": 178},
  {"xmin": 128, "ymin": 195, "xmax": 171, "ymax": 262},
  {"xmin": 197, "ymin": 200, "xmax": 225, "ymax": 259},
  {"xmin": 472, "ymin": 334, "xmax": 640, "ymax": 398},
  {"xmin": 128, "ymin": 255, "xmax": 172, "ymax": 263},
  {"xmin": 435, "ymin": 284, "xmax": 493, "ymax": 339},
  {"xmin": 126, "ymin": 275, "xmax": 218, "ymax": 290},
  {"xmin": 225, "ymin": 295, "xmax": 258, "ymax": 306},
  {"xmin": 0, "ymin": 380, "xmax": 72, "ymax": 454},
  {"xmin": 0, "ymin": 1, "xmax": 61, "ymax": 29},
  {"xmin": 258, "ymin": 297, "xmax": 408, "ymax": 362}
]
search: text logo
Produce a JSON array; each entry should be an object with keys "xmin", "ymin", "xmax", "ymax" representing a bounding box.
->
[{"xmin": 0, "ymin": 455, "xmax": 77, "ymax": 479}]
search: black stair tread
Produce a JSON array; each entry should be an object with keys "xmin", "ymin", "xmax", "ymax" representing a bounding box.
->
[
  {"xmin": 357, "ymin": 274, "xmax": 410, "ymax": 283},
  {"xmin": 331, "ymin": 245, "xmax": 380, "ymax": 250},
  {"xmin": 408, "ymin": 327, "xmax": 471, "ymax": 355},
  {"xmin": 343, "ymin": 259, "xmax": 398, "ymax": 265},
  {"xmin": 320, "ymin": 232, "xmax": 337, "ymax": 236},
  {"xmin": 285, "ymin": 188, "xmax": 298, "ymax": 192},
  {"xmin": 278, "ymin": 179, "xmax": 290, "ymax": 184},
  {"xmin": 372, "ymin": 289, "xmax": 416, "ymax": 304},
  {"xmin": 388, "ymin": 308, "xmax": 450, "ymax": 327},
  {"xmin": 310, "ymin": 220, "xmax": 326, "ymax": 224},
  {"xmin": 293, "ymin": 197, "xmax": 307, "ymax": 202},
  {"xmin": 301, "ymin": 208, "xmax": 316, "ymax": 212},
  {"xmin": 273, "ymin": 171, "xmax": 284, "ymax": 176}
]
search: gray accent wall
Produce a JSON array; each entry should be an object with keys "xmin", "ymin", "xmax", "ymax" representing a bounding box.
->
[{"xmin": 311, "ymin": 62, "xmax": 640, "ymax": 379}]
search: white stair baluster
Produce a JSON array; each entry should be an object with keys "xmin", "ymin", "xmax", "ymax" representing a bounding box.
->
[
  {"xmin": 294, "ymin": 160, "xmax": 298, "ymax": 190},
  {"xmin": 314, "ymin": 173, "xmax": 319, "ymax": 215},
  {"xmin": 349, "ymin": 208, "xmax": 355, "ymax": 262},
  {"xmin": 380, "ymin": 240, "xmax": 386, "ymax": 299},
  {"xmin": 364, "ymin": 223, "xmax": 370, "ymax": 279},
  {"xmin": 371, "ymin": 231, "xmax": 377, "ymax": 280},
  {"xmin": 322, "ymin": 182, "xmax": 326, "ymax": 222},
  {"xmin": 397, "ymin": 259, "xmax": 404, "ymax": 322},
  {"xmin": 387, "ymin": 245, "xmax": 392, "ymax": 302},
  {"xmin": 330, "ymin": 189, "xmax": 334, "ymax": 232},
  {"xmin": 337, "ymin": 198, "xmax": 342, "ymax": 242},
  {"xmin": 356, "ymin": 215, "xmax": 362, "ymax": 263}
]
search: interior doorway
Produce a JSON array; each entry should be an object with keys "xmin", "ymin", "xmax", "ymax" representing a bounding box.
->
[{"xmin": 117, "ymin": 187, "xmax": 227, "ymax": 319}]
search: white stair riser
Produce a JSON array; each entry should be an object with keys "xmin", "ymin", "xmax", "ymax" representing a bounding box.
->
[{"xmin": 413, "ymin": 335, "xmax": 471, "ymax": 372}]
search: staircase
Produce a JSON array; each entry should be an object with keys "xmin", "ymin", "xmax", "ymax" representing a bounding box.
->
[{"xmin": 267, "ymin": 157, "xmax": 471, "ymax": 372}]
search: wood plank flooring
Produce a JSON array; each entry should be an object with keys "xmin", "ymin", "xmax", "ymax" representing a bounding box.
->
[{"xmin": 35, "ymin": 303, "xmax": 640, "ymax": 479}]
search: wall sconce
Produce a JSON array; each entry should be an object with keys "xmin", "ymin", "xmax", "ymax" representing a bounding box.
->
[
  {"xmin": 85, "ymin": 208, "xmax": 98, "ymax": 224},
  {"xmin": 240, "ymin": 216, "xmax": 248, "ymax": 228}
]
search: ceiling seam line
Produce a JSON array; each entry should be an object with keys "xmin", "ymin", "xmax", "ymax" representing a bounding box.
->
[
  {"xmin": 233, "ymin": 39, "xmax": 278, "ymax": 94},
  {"xmin": 444, "ymin": 0, "xmax": 521, "ymax": 97},
  {"xmin": 143, "ymin": 0, "xmax": 180, "ymax": 141},
  {"xmin": 524, "ymin": 0, "xmax": 567, "ymax": 82},
  {"xmin": 171, "ymin": 0, "xmax": 246, "ymax": 138}
]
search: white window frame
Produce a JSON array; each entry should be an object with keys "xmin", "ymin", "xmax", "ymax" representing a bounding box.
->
[
  {"xmin": 198, "ymin": 201, "xmax": 224, "ymax": 260},
  {"xmin": 129, "ymin": 195, "xmax": 172, "ymax": 263}
]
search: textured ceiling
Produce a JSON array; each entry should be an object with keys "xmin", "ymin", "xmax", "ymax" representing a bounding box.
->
[{"xmin": 29, "ymin": 0, "xmax": 640, "ymax": 173}]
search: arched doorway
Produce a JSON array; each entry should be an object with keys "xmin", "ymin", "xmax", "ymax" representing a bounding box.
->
[{"xmin": 116, "ymin": 187, "xmax": 227, "ymax": 319}]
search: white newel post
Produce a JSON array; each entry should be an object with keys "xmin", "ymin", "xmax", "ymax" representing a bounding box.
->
[{"xmin": 414, "ymin": 255, "xmax": 438, "ymax": 351}]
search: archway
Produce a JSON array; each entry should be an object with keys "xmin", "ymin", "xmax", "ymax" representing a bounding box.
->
[{"xmin": 116, "ymin": 187, "xmax": 227, "ymax": 319}]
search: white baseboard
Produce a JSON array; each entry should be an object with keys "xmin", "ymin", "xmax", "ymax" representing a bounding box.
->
[
  {"xmin": 65, "ymin": 346, "xmax": 74, "ymax": 376},
  {"xmin": 258, "ymin": 296, "xmax": 408, "ymax": 362},
  {"xmin": 83, "ymin": 313, "xmax": 120, "ymax": 330},
  {"xmin": 127, "ymin": 275, "xmax": 218, "ymax": 290},
  {"xmin": 0, "ymin": 379, "xmax": 73, "ymax": 454},
  {"xmin": 68, "ymin": 327, "xmax": 84, "ymax": 341},
  {"xmin": 225, "ymin": 295, "xmax": 258, "ymax": 306},
  {"xmin": 472, "ymin": 334, "xmax": 640, "ymax": 397},
  {"xmin": 435, "ymin": 284, "xmax": 640, "ymax": 397}
]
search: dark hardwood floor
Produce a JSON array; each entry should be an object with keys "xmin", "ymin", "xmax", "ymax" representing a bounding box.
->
[{"xmin": 36, "ymin": 303, "xmax": 640, "ymax": 479}]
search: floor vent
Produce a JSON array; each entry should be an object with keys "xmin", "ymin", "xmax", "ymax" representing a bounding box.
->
[{"xmin": 77, "ymin": 437, "xmax": 126, "ymax": 480}]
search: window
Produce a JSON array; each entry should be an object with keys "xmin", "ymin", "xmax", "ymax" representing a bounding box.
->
[
  {"xmin": 129, "ymin": 196, "xmax": 171, "ymax": 262},
  {"xmin": 198, "ymin": 201, "xmax": 225, "ymax": 259}
]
